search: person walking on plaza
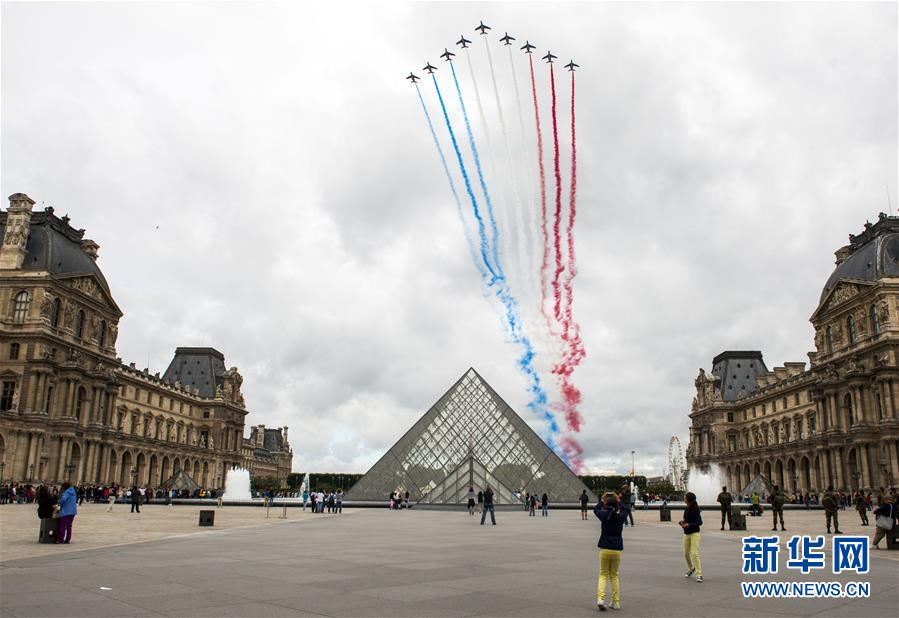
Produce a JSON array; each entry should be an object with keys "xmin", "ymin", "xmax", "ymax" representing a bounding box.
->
[
  {"xmin": 106, "ymin": 488, "xmax": 116, "ymax": 512},
  {"xmin": 594, "ymin": 492, "xmax": 628, "ymax": 611},
  {"xmin": 541, "ymin": 493, "xmax": 549, "ymax": 517},
  {"xmin": 770, "ymin": 485, "xmax": 786, "ymax": 531},
  {"xmin": 528, "ymin": 493, "xmax": 537, "ymax": 517},
  {"xmin": 56, "ymin": 482, "xmax": 77, "ymax": 544},
  {"xmin": 336, "ymin": 488, "xmax": 343, "ymax": 513},
  {"xmin": 680, "ymin": 492, "xmax": 703, "ymax": 582},
  {"xmin": 467, "ymin": 486, "xmax": 476, "ymax": 516},
  {"xmin": 855, "ymin": 491, "xmax": 869, "ymax": 525},
  {"xmin": 822, "ymin": 486, "xmax": 842, "ymax": 534},
  {"xmin": 580, "ymin": 489, "xmax": 590, "ymax": 521},
  {"xmin": 477, "ymin": 489, "xmax": 484, "ymax": 513},
  {"xmin": 480, "ymin": 486, "xmax": 496, "ymax": 525},
  {"xmin": 524, "ymin": 492, "xmax": 530, "ymax": 513},
  {"xmin": 750, "ymin": 491, "xmax": 761, "ymax": 516},
  {"xmin": 620, "ymin": 484, "xmax": 633, "ymax": 527},
  {"xmin": 871, "ymin": 494, "xmax": 897, "ymax": 549},
  {"xmin": 129, "ymin": 485, "xmax": 141, "ymax": 513},
  {"xmin": 716, "ymin": 486, "xmax": 732, "ymax": 530},
  {"xmin": 36, "ymin": 485, "xmax": 56, "ymax": 521}
]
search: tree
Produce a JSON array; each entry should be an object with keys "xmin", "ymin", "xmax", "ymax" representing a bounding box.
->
[
  {"xmin": 286, "ymin": 473, "xmax": 303, "ymax": 490},
  {"xmin": 250, "ymin": 476, "xmax": 279, "ymax": 493}
]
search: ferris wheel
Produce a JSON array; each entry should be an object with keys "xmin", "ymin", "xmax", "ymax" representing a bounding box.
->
[{"xmin": 668, "ymin": 436, "xmax": 686, "ymax": 490}]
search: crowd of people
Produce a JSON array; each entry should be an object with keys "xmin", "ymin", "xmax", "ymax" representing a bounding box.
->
[
  {"xmin": 300, "ymin": 488, "xmax": 344, "ymax": 513},
  {"xmin": 0, "ymin": 482, "xmax": 224, "ymax": 506}
]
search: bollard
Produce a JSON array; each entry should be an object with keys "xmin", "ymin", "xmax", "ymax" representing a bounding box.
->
[
  {"xmin": 280, "ymin": 504, "xmax": 287, "ymax": 519},
  {"xmin": 265, "ymin": 503, "xmax": 270, "ymax": 518}
]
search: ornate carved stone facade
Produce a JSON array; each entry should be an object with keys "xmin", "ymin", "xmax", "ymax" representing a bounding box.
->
[
  {"xmin": 241, "ymin": 425, "xmax": 293, "ymax": 483},
  {"xmin": 0, "ymin": 193, "xmax": 292, "ymax": 488},
  {"xmin": 688, "ymin": 213, "xmax": 899, "ymax": 493}
]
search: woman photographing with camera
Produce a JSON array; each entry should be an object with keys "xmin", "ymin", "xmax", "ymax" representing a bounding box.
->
[
  {"xmin": 594, "ymin": 491, "xmax": 629, "ymax": 611},
  {"xmin": 680, "ymin": 491, "xmax": 703, "ymax": 582}
]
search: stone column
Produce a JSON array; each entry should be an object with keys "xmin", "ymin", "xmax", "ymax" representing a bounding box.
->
[
  {"xmin": 887, "ymin": 441, "xmax": 899, "ymax": 487},
  {"xmin": 55, "ymin": 438, "xmax": 70, "ymax": 481},
  {"xmin": 833, "ymin": 448, "xmax": 845, "ymax": 489},
  {"xmin": 857, "ymin": 443, "xmax": 870, "ymax": 489}
]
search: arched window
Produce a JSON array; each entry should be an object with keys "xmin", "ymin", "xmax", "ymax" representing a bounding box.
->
[
  {"xmin": 12, "ymin": 291, "xmax": 30, "ymax": 323},
  {"xmin": 98, "ymin": 320, "xmax": 106, "ymax": 347},
  {"xmin": 870, "ymin": 304, "xmax": 880, "ymax": 336},
  {"xmin": 75, "ymin": 310, "xmax": 85, "ymax": 339},
  {"xmin": 50, "ymin": 298, "xmax": 61, "ymax": 328},
  {"xmin": 75, "ymin": 387, "xmax": 88, "ymax": 423},
  {"xmin": 844, "ymin": 393, "xmax": 854, "ymax": 426},
  {"xmin": 847, "ymin": 315, "xmax": 856, "ymax": 346},
  {"xmin": 826, "ymin": 326, "xmax": 834, "ymax": 353}
]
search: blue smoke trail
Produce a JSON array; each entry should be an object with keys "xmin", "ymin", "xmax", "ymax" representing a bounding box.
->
[
  {"xmin": 449, "ymin": 62, "xmax": 504, "ymax": 280},
  {"xmin": 415, "ymin": 84, "xmax": 484, "ymax": 277},
  {"xmin": 432, "ymin": 74, "xmax": 498, "ymax": 283},
  {"xmin": 431, "ymin": 71, "xmax": 563, "ymax": 456}
]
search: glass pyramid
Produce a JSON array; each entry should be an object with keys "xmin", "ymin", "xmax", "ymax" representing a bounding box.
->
[{"xmin": 346, "ymin": 368, "xmax": 595, "ymax": 505}]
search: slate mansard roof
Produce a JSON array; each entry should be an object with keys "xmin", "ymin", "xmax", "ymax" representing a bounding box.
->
[
  {"xmin": 0, "ymin": 209, "xmax": 111, "ymax": 293},
  {"xmin": 820, "ymin": 213, "xmax": 899, "ymax": 304},
  {"xmin": 162, "ymin": 347, "xmax": 228, "ymax": 398},
  {"xmin": 712, "ymin": 351, "xmax": 768, "ymax": 401}
]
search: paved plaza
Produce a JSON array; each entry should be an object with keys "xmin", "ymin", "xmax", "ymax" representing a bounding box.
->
[{"xmin": 0, "ymin": 505, "xmax": 896, "ymax": 617}]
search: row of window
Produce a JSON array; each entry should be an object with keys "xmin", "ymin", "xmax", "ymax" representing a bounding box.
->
[
  {"xmin": 11, "ymin": 291, "xmax": 108, "ymax": 347},
  {"xmin": 122, "ymin": 385, "xmax": 209, "ymax": 418},
  {"xmin": 825, "ymin": 304, "xmax": 880, "ymax": 352}
]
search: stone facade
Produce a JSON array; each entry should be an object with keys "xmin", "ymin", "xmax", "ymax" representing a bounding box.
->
[
  {"xmin": 687, "ymin": 214, "xmax": 899, "ymax": 494},
  {"xmin": 241, "ymin": 425, "xmax": 292, "ymax": 484},
  {"xmin": 0, "ymin": 193, "xmax": 292, "ymax": 488}
]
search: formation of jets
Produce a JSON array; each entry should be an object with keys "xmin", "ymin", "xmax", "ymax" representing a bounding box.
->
[{"xmin": 408, "ymin": 21, "xmax": 577, "ymax": 82}]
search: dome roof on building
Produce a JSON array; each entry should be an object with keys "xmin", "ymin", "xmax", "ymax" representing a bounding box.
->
[
  {"xmin": 0, "ymin": 208, "xmax": 111, "ymax": 293},
  {"xmin": 820, "ymin": 213, "xmax": 899, "ymax": 303}
]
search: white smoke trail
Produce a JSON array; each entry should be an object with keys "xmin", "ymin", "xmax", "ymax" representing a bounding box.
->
[{"xmin": 485, "ymin": 37, "xmax": 529, "ymax": 309}]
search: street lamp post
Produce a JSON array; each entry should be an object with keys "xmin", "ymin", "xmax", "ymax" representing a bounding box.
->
[
  {"xmin": 64, "ymin": 463, "xmax": 76, "ymax": 483},
  {"xmin": 0, "ymin": 461, "xmax": 5, "ymax": 483},
  {"xmin": 27, "ymin": 463, "xmax": 34, "ymax": 482},
  {"xmin": 131, "ymin": 467, "xmax": 138, "ymax": 486}
]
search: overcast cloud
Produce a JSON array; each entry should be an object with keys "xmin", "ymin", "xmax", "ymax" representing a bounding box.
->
[{"xmin": 1, "ymin": 1, "xmax": 896, "ymax": 476}]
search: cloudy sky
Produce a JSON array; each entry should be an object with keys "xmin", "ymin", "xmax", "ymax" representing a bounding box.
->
[{"xmin": 2, "ymin": 1, "xmax": 896, "ymax": 476}]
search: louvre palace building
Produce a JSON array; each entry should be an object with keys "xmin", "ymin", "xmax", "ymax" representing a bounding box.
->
[
  {"xmin": 0, "ymin": 193, "xmax": 292, "ymax": 488},
  {"xmin": 687, "ymin": 213, "xmax": 899, "ymax": 494}
]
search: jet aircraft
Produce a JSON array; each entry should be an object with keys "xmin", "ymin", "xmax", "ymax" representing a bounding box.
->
[
  {"xmin": 500, "ymin": 32, "xmax": 515, "ymax": 45},
  {"xmin": 406, "ymin": 72, "xmax": 420, "ymax": 83},
  {"xmin": 475, "ymin": 20, "xmax": 491, "ymax": 35},
  {"xmin": 422, "ymin": 62, "xmax": 437, "ymax": 74},
  {"xmin": 456, "ymin": 35, "xmax": 472, "ymax": 49},
  {"xmin": 520, "ymin": 41, "xmax": 536, "ymax": 54},
  {"xmin": 440, "ymin": 48, "xmax": 455, "ymax": 62},
  {"xmin": 564, "ymin": 60, "xmax": 579, "ymax": 72},
  {"xmin": 542, "ymin": 50, "xmax": 557, "ymax": 63}
]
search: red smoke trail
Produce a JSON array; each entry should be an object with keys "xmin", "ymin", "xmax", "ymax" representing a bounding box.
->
[
  {"xmin": 529, "ymin": 55, "xmax": 551, "ymax": 331},
  {"xmin": 558, "ymin": 71, "xmax": 585, "ymax": 433},
  {"xmin": 549, "ymin": 64, "xmax": 564, "ymax": 327},
  {"xmin": 561, "ymin": 436, "xmax": 584, "ymax": 474}
]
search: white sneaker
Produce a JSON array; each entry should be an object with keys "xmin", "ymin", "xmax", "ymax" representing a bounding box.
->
[
  {"xmin": 684, "ymin": 569, "xmax": 695, "ymax": 578},
  {"xmin": 696, "ymin": 576, "xmax": 703, "ymax": 583},
  {"xmin": 610, "ymin": 602, "xmax": 621, "ymax": 610},
  {"xmin": 597, "ymin": 600, "xmax": 607, "ymax": 612}
]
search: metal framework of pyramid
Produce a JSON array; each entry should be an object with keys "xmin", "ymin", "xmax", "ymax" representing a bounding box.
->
[{"xmin": 346, "ymin": 368, "xmax": 595, "ymax": 505}]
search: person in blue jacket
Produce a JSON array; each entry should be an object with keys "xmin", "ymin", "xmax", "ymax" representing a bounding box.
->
[
  {"xmin": 594, "ymin": 491, "xmax": 629, "ymax": 611},
  {"xmin": 56, "ymin": 482, "xmax": 77, "ymax": 544},
  {"xmin": 679, "ymin": 491, "xmax": 703, "ymax": 582}
]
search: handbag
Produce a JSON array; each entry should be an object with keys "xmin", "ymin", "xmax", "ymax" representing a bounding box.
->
[
  {"xmin": 875, "ymin": 514, "xmax": 894, "ymax": 531},
  {"xmin": 51, "ymin": 504, "xmax": 60, "ymax": 519}
]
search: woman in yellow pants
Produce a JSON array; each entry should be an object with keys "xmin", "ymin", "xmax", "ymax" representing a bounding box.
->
[
  {"xmin": 679, "ymin": 491, "xmax": 703, "ymax": 582},
  {"xmin": 594, "ymin": 492, "xmax": 629, "ymax": 610}
]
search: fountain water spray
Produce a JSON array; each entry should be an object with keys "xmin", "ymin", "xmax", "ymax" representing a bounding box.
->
[
  {"xmin": 223, "ymin": 467, "xmax": 251, "ymax": 501},
  {"xmin": 685, "ymin": 465, "xmax": 724, "ymax": 505}
]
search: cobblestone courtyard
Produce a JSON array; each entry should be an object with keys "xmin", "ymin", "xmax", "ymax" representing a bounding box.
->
[{"xmin": 0, "ymin": 505, "xmax": 896, "ymax": 617}]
